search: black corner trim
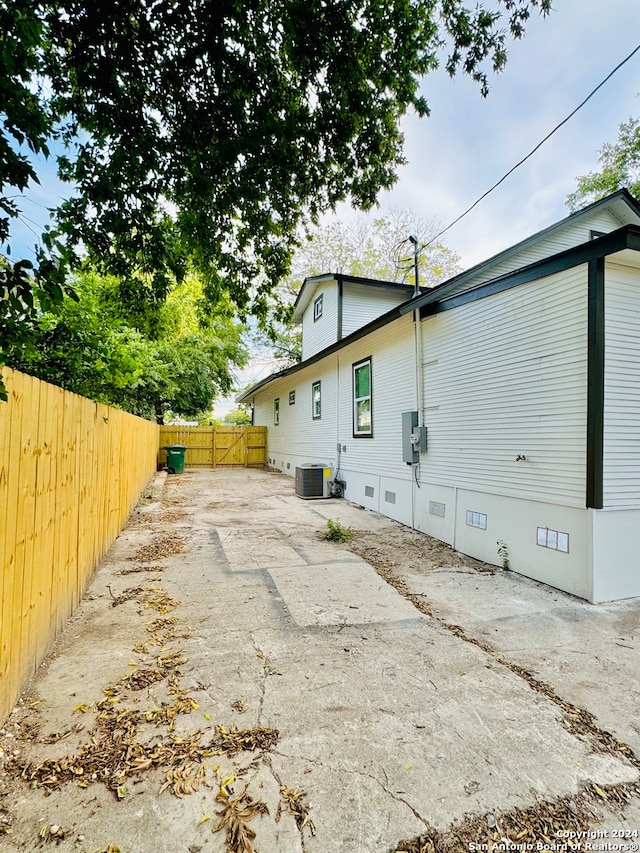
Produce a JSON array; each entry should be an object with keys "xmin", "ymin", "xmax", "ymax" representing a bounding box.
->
[{"xmin": 586, "ymin": 257, "xmax": 605, "ymax": 509}]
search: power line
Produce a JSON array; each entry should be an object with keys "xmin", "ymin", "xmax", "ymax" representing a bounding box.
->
[{"xmin": 424, "ymin": 43, "xmax": 640, "ymax": 249}]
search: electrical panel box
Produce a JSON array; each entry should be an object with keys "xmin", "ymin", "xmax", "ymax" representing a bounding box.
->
[
  {"xmin": 402, "ymin": 411, "xmax": 419, "ymax": 464},
  {"xmin": 413, "ymin": 425, "xmax": 428, "ymax": 452}
]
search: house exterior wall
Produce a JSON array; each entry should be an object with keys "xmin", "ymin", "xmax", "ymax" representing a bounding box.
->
[
  {"xmin": 247, "ymin": 204, "xmax": 640, "ymax": 603},
  {"xmin": 254, "ymin": 358, "xmax": 339, "ymax": 474},
  {"xmin": 450, "ymin": 490, "xmax": 591, "ymax": 600},
  {"xmin": 334, "ymin": 314, "xmax": 416, "ymax": 525},
  {"xmin": 301, "ymin": 280, "xmax": 339, "ymax": 360},
  {"xmin": 412, "ymin": 265, "xmax": 593, "ymax": 598},
  {"xmin": 419, "ymin": 266, "xmax": 589, "ymax": 507},
  {"xmin": 586, "ymin": 254, "xmax": 640, "ymax": 603},
  {"xmin": 603, "ymin": 259, "xmax": 640, "ymax": 509},
  {"xmin": 251, "ymin": 315, "xmax": 417, "ymax": 525},
  {"xmin": 341, "ymin": 282, "xmax": 412, "ymax": 338},
  {"xmin": 591, "ymin": 508, "xmax": 640, "ymax": 602}
]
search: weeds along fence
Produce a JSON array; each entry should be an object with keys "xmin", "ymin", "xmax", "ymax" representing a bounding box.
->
[{"xmin": 0, "ymin": 367, "xmax": 159, "ymax": 723}]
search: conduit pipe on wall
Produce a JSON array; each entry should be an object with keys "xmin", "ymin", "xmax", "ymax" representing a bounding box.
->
[{"xmin": 412, "ymin": 308, "xmax": 425, "ymax": 530}]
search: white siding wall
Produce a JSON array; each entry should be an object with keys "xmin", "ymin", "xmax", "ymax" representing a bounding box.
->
[
  {"xmin": 253, "ymin": 359, "xmax": 340, "ymax": 475},
  {"xmin": 301, "ymin": 281, "xmax": 339, "ymax": 360},
  {"xmin": 419, "ymin": 266, "xmax": 589, "ymax": 507},
  {"xmin": 335, "ymin": 315, "xmax": 416, "ymax": 524},
  {"xmin": 341, "ymin": 282, "xmax": 411, "ymax": 338},
  {"xmin": 456, "ymin": 210, "xmax": 623, "ymax": 291},
  {"xmin": 603, "ymin": 259, "xmax": 640, "ymax": 508},
  {"xmin": 250, "ymin": 315, "xmax": 418, "ymax": 525}
]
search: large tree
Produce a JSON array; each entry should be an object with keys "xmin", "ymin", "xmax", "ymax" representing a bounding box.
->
[
  {"xmin": 1, "ymin": 0, "xmax": 551, "ymax": 333},
  {"xmin": 3, "ymin": 268, "xmax": 246, "ymax": 422},
  {"xmin": 285, "ymin": 209, "xmax": 461, "ymax": 289},
  {"xmin": 567, "ymin": 117, "xmax": 640, "ymax": 211}
]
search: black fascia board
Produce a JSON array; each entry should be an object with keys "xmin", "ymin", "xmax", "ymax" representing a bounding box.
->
[
  {"xmin": 238, "ymin": 303, "xmax": 407, "ymax": 401},
  {"xmin": 416, "ymin": 225, "xmax": 640, "ymax": 318},
  {"xmin": 398, "ymin": 189, "xmax": 640, "ymax": 316},
  {"xmin": 240, "ymin": 224, "xmax": 640, "ymax": 402},
  {"xmin": 325, "ymin": 272, "xmax": 416, "ymax": 292},
  {"xmin": 293, "ymin": 271, "xmax": 416, "ymax": 313}
]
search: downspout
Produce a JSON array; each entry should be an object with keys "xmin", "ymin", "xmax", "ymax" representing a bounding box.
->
[
  {"xmin": 412, "ymin": 307, "xmax": 424, "ymax": 530},
  {"xmin": 410, "ymin": 235, "xmax": 424, "ymax": 531}
]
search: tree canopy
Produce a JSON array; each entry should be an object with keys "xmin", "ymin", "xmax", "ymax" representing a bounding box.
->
[
  {"xmin": 2, "ymin": 0, "xmax": 551, "ymax": 332},
  {"xmin": 567, "ymin": 117, "xmax": 640, "ymax": 211},
  {"xmin": 286, "ymin": 209, "xmax": 461, "ymax": 288},
  {"xmin": 3, "ymin": 268, "xmax": 246, "ymax": 422}
]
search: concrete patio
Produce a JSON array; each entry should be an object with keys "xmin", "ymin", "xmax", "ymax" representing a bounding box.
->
[{"xmin": 0, "ymin": 468, "xmax": 638, "ymax": 852}]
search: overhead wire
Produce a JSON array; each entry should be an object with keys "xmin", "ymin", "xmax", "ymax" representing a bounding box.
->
[{"xmin": 421, "ymin": 43, "xmax": 640, "ymax": 250}]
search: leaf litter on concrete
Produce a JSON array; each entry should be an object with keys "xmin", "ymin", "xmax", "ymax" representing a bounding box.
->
[
  {"xmin": 5, "ymin": 580, "xmax": 296, "ymax": 853},
  {"xmin": 128, "ymin": 533, "xmax": 186, "ymax": 563},
  {"xmin": 213, "ymin": 780, "xmax": 270, "ymax": 853},
  {"xmin": 391, "ymin": 781, "xmax": 640, "ymax": 853}
]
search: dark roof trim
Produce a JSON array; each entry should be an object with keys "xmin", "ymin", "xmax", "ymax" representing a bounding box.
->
[
  {"xmin": 240, "ymin": 223, "xmax": 640, "ymax": 402},
  {"xmin": 238, "ymin": 301, "xmax": 408, "ymax": 401},
  {"xmin": 292, "ymin": 271, "xmax": 416, "ymax": 317},
  {"xmin": 402, "ymin": 189, "xmax": 640, "ymax": 312},
  {"xmin": 413, "ymin": 225, "xmax": 640, "ymax": 318}
]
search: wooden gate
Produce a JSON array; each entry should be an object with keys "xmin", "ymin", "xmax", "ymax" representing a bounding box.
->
[{"xmin": 158, "ymin": 425, "xmax": 267, "ymax": 469}]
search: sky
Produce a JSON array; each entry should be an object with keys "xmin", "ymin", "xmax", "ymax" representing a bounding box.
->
[{"xmin": 347, "ymin": 0, "xmax": 640, "ymax": 268}]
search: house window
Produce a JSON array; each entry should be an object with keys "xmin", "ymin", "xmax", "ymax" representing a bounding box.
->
[
  {"xmin": 313, "ymin": 294, "xmax": 323, "ymax": 321},
  {"xmin": 312, "ymin": 381, "xmax": 321, "ymax": 419},
  {"xmin": 353, "ymin": 357, "xmax": 372, "ymax": 437},
  {"xmin": 274, "ymin": 398, "xmax": 280, "ymax": 425},
  {"xmin": 289, "ymin": 390, "xmax": 295, "ymax": 405}
]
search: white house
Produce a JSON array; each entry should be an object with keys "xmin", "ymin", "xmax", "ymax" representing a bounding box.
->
[{"xmin": 239, "ymin": 189, "xmax": 640, "ymax": 603}]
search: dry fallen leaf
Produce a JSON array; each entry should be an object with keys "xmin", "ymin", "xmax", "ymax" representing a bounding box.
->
[
  {"xmin": 280, "ymin": 786, "xmax": 316, "ymax": 838},
  {"xmin": 213, "ymin": 783, "xmax": 269, "ymax": 853}
]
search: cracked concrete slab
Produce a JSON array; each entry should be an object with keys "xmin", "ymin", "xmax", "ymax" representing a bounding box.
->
[
  {"xmin": 267, "ymin": 561, "xmax": 421, "ymax": 627},
  {"xmin": 401, "ymin": 566, "xmax": 640, "ymax": 757},
  {"xmin": 217, "ymin": 527, "xmax": 305, "ymax": 570},
  {"xmin": 255, "ymin": 622, "xmax": 637, "ymax": 849},
  {"xmin": 1, "ymin": 468, "xmax": 638, "ymax": 853}
]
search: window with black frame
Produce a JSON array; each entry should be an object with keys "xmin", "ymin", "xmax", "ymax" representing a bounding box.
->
[{"xmin": 353, "ymin": 357, "xmax": 372, "ymax": 437}]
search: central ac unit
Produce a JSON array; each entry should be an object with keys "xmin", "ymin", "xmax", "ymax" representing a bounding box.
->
[{"xmin": 295, "ymin": 464, "xmax": 331, "ymax": 499}]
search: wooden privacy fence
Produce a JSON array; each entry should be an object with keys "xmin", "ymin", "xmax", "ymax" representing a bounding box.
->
[
  {"xmin": 158, "ymin": 425, "xmax": 267, "ymax": 468},
  {"xmin": 0, "ymin": 368, "xmax": 159, "ymax": 724}
]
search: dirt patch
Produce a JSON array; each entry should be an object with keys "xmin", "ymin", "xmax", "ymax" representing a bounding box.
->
[{"xmin": 345, "ymin": 525, "xmax": 493, "ymax": 576}]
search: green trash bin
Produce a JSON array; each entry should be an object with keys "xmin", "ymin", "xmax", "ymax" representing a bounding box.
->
[{"xmin": 163, "ymin": 444, "xmax": 187, "ymax": 474}]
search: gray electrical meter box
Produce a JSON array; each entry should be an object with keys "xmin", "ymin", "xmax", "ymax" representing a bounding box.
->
[
  {"xmin": 402, "ymin": 411, "xmax": 428, "ymax": 463},
  {"xmin": 402, "ymin": 410, "xmax": 419, "ymax": 463}
]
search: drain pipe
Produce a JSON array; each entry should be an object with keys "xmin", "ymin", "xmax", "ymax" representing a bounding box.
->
[{"xmin": 410, "ymin": 236, "xmax": 424, "ymax": 531}]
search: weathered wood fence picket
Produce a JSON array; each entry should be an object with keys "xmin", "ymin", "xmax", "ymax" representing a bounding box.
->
[{"xmin": 0, "ymin": 368, "xmax": 159, "ymax": 724}]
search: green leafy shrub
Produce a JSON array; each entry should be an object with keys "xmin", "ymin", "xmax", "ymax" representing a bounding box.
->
[{"xmin": 323, "ymin": 519, "xmax": 353, "ymax": 543}]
